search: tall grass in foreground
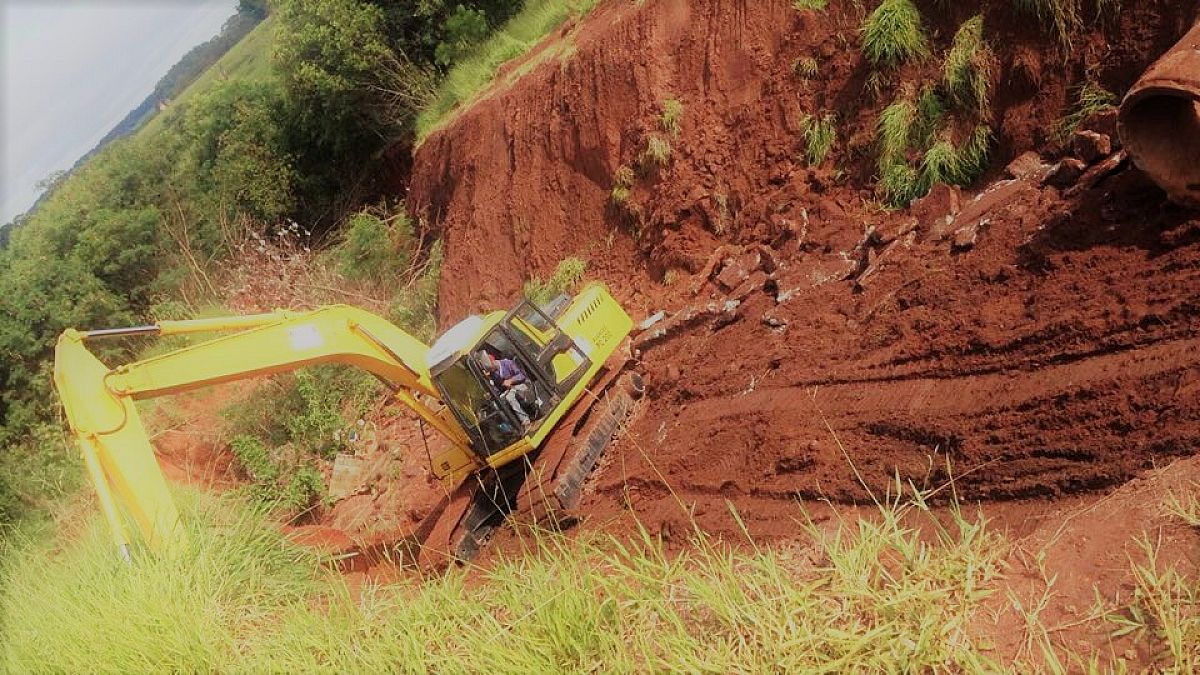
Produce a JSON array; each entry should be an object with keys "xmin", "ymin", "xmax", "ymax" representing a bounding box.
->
[
  {"xmin": 416, "ymin": 0, "xmax": 598, "ymax": 140},
  {"xmin": 3, "ymin": 487, "xmax": 1014, "ymax": 672}
]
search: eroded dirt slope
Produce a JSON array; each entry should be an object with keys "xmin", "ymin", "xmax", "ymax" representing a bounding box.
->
[{"xmin": 405, "ymin": 0, "xmax": 1200, "ymax": 543}]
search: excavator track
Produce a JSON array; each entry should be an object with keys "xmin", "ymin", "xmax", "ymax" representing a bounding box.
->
[{"xmin": 420, "ymin": 365, "xmax": 644, "ymax": 566}]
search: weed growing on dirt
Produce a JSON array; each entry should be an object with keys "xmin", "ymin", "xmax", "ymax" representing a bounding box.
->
[
  {"xmin": 1105, "ymin": 535, "xmax": 1200, "ymax": 672},
  {"xmin": 610, "ymin": 164, "xmax": 636, "ymax": 205},
  {"xmin": 712, "ymin": 192, "xmax": 731, "ymax": 234},
  {"xmin": 792, "ymin": 0, "xmax": 829, "ymax": 10},
  {"xmin": 229, "ymin": 435, "xmax": 324, "ymax": 514},
  {"xmin": 221, "ymin": 364, "xmax": 379, "ymax": 513},
  {"xmin": 943, "ymin": 15, "xmax": 994, "ymax": 115},
  {"xmin": 417, "ymin": 0, "xmax": 600, "ymax": 140},
  {"xmin": 793, "ymin": 55, "xmax": 819, "ymax": 79},
  {"xmin": 861, "ymin": 0, "xmax": 928, "ymax": 68},
  {"xmin": 660, "ymin": 98, "xmax": 684, "ymax": 137},
  {"xmin": 1164, "ymin": 485, "xmax": 1200, "ymax": 528},
  {"xmin": 1055, "ymin": 80, "xmax": 1117, "ymax": 140},
  {"xmin": 524, "ymin": 257, "xmax": 587, "ymax": 305},
  {"xmin": 641, "ymin": 134, "xmax": 673, "ymax": 168},
  {"xmin": 1013, "ymin": 0, "xmax": 1080, "ymax": 47},
  {"xmin": 878, "ymin": 159, "xmax": 923, "ymax": 207},
  {"xmin": 800, "ymin": 113, "xmax": 837, "ymax": 166},
  {"xmin": 1, "ymin": 488, "xmax": 1013, "ymax": 672}
]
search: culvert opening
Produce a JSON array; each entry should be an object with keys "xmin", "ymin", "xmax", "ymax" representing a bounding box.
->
[{"xmin": 1121, "ymin": 94, "xmax": 1200, "ymax": 206}]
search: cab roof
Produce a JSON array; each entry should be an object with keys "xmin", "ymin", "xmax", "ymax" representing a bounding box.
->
[{"xmin": 426, "ymin": 311, "xmax": 504, "ymax": 375}]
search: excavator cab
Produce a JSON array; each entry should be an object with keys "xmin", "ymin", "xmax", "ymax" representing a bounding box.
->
[{"xmin": 428, "ymin": 299, "xmax": 592, "ymax": 458}]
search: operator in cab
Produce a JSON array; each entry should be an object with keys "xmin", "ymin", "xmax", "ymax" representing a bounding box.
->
[{"xmin": 478, "ymin": 351, "xmax": 532, "ymax": 428}]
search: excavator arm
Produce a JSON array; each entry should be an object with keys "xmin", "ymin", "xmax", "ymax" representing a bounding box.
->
[{"xmin": 53, "ymin": 305, "xmax": 476, "ymax": 560}]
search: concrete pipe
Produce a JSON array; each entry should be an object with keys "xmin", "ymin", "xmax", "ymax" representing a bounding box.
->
[{"xmin": 1118, "ymin": 22, "xmax": 1200, "ymax": 207}]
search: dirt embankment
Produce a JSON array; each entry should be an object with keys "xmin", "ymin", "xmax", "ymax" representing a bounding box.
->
[
  {"xmin": 409, "ymin": 0, "xmax": 1197, "ymax": 324},
  {"xmin": 405, "ymin": 0, "xmax": 1200, "ymax": 543}
]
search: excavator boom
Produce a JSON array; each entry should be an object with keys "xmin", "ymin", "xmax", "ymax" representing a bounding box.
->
[{"xmin": 53, "ymin": 305, "xmax": 473, "ymax": 558}]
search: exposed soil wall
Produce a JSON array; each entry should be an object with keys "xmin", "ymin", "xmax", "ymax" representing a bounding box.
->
[
  {"xmin": 409, "ymin": 0, "xmax": 1198, "ymax": 323},
  {"xmin": 405, "ymin": 0, "xmax": 1200, "ymax": 543}
]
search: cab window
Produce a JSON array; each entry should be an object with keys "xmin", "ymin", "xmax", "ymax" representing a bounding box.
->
[{"xmin": 433, "ymin": 358, "xmax": 520, "ymax": 456}]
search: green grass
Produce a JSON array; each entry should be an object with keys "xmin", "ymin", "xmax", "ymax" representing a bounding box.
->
[
  {"xmin": 801, "ymin": 113, "xmax": 837, "ymax": 166},
  {"xmin": 139, "ymin": 17, "xmax": 278, "ymax": 138},
  {"xmin": 416, "ymin": 0, "xmax": 599, "ymax": 141},
  {"xmin": 793, "ymin": 0, "xmax": 830, "ymax": 10},
  {"xmin": 1013, "ymin": 0, "xmax": 1080, "ymax": 47},
  {"xmin": 660, "ymin": 98, "xmax": 684, "ymax": 137},
  {"xmin": 943, "ymin": 15, "xmax": 993, "ymax": 114},
  {"xmin": 878, "ymin": 94, "xmax": 917, "ymax": 163},
  {"xmin": 1055, "ymin": 80, "xmax": 1117, "ymax": 140},
  {"xmin": 524, "ymin": 256, "xmax": 587, "ymax": 305},
  {"xmin": 861, "ymin": 0, "xmax": 929, "ymax": 68},
  {"xmin": 2, "ymin": 487, "xmax": 1013, "ymax": 672}
]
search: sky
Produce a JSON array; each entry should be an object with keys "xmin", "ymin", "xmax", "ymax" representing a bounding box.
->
[{"xmin": 1, "ymin": 0, "xmax": 238, "ymax": 225}]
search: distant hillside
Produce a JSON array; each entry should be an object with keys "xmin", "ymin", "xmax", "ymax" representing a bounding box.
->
[{"xmin": 80, "ymin": 2, "xmax": 268, "ymax": 164}]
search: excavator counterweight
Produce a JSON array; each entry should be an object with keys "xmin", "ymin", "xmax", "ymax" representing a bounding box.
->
[{"xmin": 52, "ymin": 285, "xmax": 635, "ymax": 566}]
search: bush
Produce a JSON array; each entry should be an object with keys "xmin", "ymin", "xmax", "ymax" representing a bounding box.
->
[
  {"xmin": 435, "ymin": 5, "xmax": 491, "ymax": 67},
  {"xmin": 800, "ymin": 113, "xmax": 837, "ymax": 166},
  {"xmin": 793, "ymin": 0, "xmax": 829, "ymax": 9},
  {"xmin": 524, "ymin": 257, "xmax": 587, "ymax": 305},
  {"xmin": 861, "ymin": 0, "xmax": 928, "ymax": 68},
  {"xmin": 336, "ymin": 210, "xmax": 414, "ymax": 282}
]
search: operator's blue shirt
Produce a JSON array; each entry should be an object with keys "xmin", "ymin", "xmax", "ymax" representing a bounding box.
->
[{"xmin": 491, "ymin": 358, "xmax": 527, "ymax": 389}]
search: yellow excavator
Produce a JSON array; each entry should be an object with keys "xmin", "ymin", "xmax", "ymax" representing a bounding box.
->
[{"xmin": 53, "ymin": 284, "xmax": 640, "ymax": 566}]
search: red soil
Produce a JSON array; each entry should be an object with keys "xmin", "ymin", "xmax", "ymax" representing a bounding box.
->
[{"xmin": 406, "ymin": 0, "xmax": 1200, "ymax": 546}]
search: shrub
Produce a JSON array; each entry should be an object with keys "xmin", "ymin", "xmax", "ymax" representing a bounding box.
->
[
  {"xmin": 387, "ymin": 239, "xmax": 442, "ymax": 342},
  {"xmin": 336, "ymin": 210, "xmax": 414, "ymax": 282},
  {"xmin": 861, "ymin": 0, "xmax": 929, "ymax": 68},
  {"xmin": 800, "ymin": 113, "xmax": 837, "ymax": 166},
  {"xmin": 793, "ymin": 56, "xmax": 819, "ymax": 79},
  {"xmin": 793, "ymin": 0, "xmax": 829, "ymax": 10},
  {"xmin": 943, "ymin": 16, "xmax": 994, "ymax": 114},
  {"xmin": 524, "ymin": 257, "xmax": 587, "ymax": 305},
  {"xmin": 660, "ymin": 98, "xmax": 684, "ymax": 137}
]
